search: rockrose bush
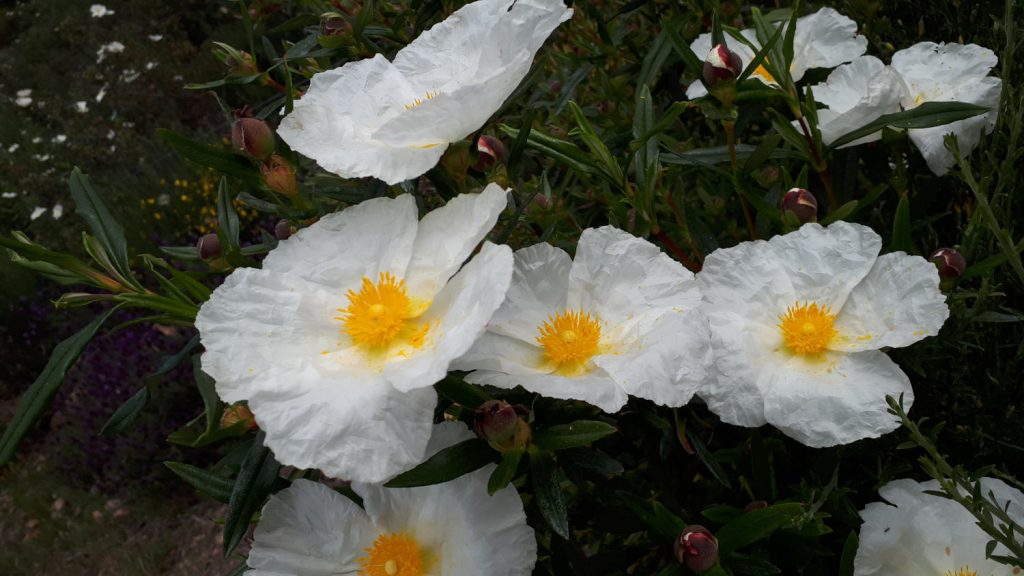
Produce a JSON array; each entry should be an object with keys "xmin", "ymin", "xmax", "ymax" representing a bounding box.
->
[{"xmin": 2, "ymin": 0, "xmax": 1023, "ymax": 574}]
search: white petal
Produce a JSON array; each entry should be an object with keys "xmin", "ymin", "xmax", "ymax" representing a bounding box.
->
[
  {"xmin": 466, "ymin": 369, "xmax": 628, "ymax": 413},
  {"xmin": 698, "ymin": 236, "xmax": 796, "ymax": 331},
  {"xmin": 248, "ymin": 479, "xmax": 374, "ymax": 576},
  {"xmin": 593, "ymin": 310, "xmax": 713, "ymax": 408},
  {"xmin": 262, "ymin": 194, "xmax": 418, "ymax": 291},
  {"xmin": 698, "ymin": 310, "xmax": 776, "ymax": 427},
  {"xmin": 789, "ymin": 8, "xmax": 867, "ymax": 80},
  {"xmin": 404, "ymin": 183, "xmax": 508, "ymax": 299},
  {"xmin": 767, "ymin": 222, "xmax": 881, "ymax": 311},
  {"xmin": 831, "ymin": 252, "xmax": 948, "ymax": 352},
  {"xmin": 567, "ymin": 226, "xmax": 699, "ymax": 325},
  {"xmin": 892, "ymin": 42, "xmax": 998, "ymax": 106},
  {"xmin": 384, "ymin": 242, "xmax": 514, "ymax": 392},
  {"xmin": 811, "ymin": 57, "xmax": 907, "ymax": 148},
  {"xmin": 762, "ymin": 350, "xmax": 912, "ymax": 447},
  {"xmin": 907, "ymin": 75, "xmax": 1002, "ymax": 175},
  {"xmin": 452, "ymin": 331, "xmax": 548, "ymax": 375},
  {"xmin": 484, "ymin": 242, "xmax": 573, "ymax": 344},
  {"xmin": 424, "ymin": 419, "xmax": 477, "ymax": 456}
]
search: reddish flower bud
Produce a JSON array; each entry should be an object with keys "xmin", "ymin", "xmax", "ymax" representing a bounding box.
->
[
  {"xmin": 743, "ymin": 500, "xmax": 769, "ymax": 513},
  {"xmin": 220, "ymin": 403, "xmax": 258, "ymax": 431},
  {"xmin": 473, "ymin": 400, "xmax": 519, "ymax": 445},
  {"xmin": 197, "ymin": 233, "xmax": 221, "ymax": 260},
  {"xmin": 261, "ymin": 155, "xmax": 298, "ymax": 197},
  {"xmin": 232, "ymin": 117, "xmax": 276, "ymax": 161},
  {"xmin": 674, "ymin": 525, "xmax": 719, "ymax": 573},
  {"xmin": 472, "ymin": 135, "xmax": 508, "ymax": 171},
  {"xmin": 320, "ymin": 15, "xmax": 350, "ymax": 37},
  {"xmin": 703, "ymin": 43, "xmax": 743, "ymax": 87},
  {"xmin": 274, "ymin": 219, "xmax": 294, "ymax": 241},
  {"xmin": 781, "ymin": 187, "xmax": 818, "ymax": 223},
  {"xmin": 930, "ymin": 247, "xmax": 966, "ymax": 280}
]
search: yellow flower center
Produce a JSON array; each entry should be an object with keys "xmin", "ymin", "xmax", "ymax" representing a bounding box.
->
[
  {"xmin": 536, "ymin": 309, "xmax": 602, "ymax": 375},
  {"xmin": 339, "ymin": 272, "xmax": 428, "ymax": 350},
  {"xmin": 945, "ymin": 568, "xmax": 978, "ymax": 576},
  {"xmin": 358, "ymin": 533, "xmax": 425, "ymax": 576},
  {"xmin": 778, "ymin": 301, "xmax": 837, "ymax": 355},
  {"xmin": 403, "ymin": 90, "xmax": 439, "ymax": 110}
]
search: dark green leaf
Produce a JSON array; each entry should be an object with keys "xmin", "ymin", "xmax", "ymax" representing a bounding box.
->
[
  {"xmin": 0, "ymin": 307, "xmax": 117, "ymax": 467},
  {"xmin": 217, "ymin": 178, "xmax": 242, "ymax": 250},
  {"xmin": 69, "ymin": 168, "xmax": 136, "ymax": 287},
  {"xmin": 530, "ymin": 448, "xmax": 569, "ymax": 538},
  {"xmin": 716, "ymin": 502, "xmax": 804, "ymax": 555},
  {"xmin": 435, "ymin": 377, "xmax": 491, "ymax": 408},
  {"xmin": 820, "ymin": 200, "xmax": 859, "ymax": 225},
  {"xmin": 829, "ymin": 102, "xmax": 991, "ymax": 149},
  {"xmin": 615, "ymin": 490, "xmax": 687, "ymax": 541},
  {"xmin": 533, "ymin": 420, "xmax": 618, "ymax": 451},
  {"xmin": 488, "ymin": 448, "xmax": 524, "ymax": 495},
  {"xmin": 100, "ymin": 386, "xmax": 149, "ymax": 435},
  {"xmin": 385, "ymin": 438, "xmax": 495, "ymax": 488},
  {"xmin": 165, "ymin": 461, "xmax": 235, "ymax": 503},
  {"xmin": 224, "ymin": 432, "xmax": 281, "ymax": 556},
  {"xmin": 891, "ymin": 193, "xmax": 915, "ymax": 253},
  {"xmin": 159, "ymin": 129, "xmax": 263, "ymax": 186},
  {"xmin": 558, "ymin": 447, "xmax": 624, "ymax": 478},
  {"xmin": 839, "ymin": 531, "xmax": 858, "ymax": 576},
  {"xmin": 689, "ymin": 429, "xmax": 731, "ymax": 489},
  {"xmin": 662, "ymin": 145, "xmax": 800, "ymax": 167}
]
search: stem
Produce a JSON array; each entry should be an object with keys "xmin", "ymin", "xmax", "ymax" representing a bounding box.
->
[
  {"xmin": 663, "ymin": 187, "xmax": 704, "ymax": 263},
  {"xmin": 958, "ymin": 155, "xmax": 1024, "ymax": 288},
  {"xmin": 796, "ymin": 116, "xmax": 838, "ymax": 209},
  {"xmin": 724, "ymin": 120, "xmax": 757, "ymax": 240},
  {"xmin": 652, "ymin": 228, "xmax": 700, "ymax": 272}
]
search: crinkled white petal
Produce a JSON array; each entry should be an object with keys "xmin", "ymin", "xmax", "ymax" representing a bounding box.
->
[
  {"xmin": 385, "ymin": 242, "xmax": 514, "ymax": 393},
  {"xmin": 907, "ymin": 75, "xmax": 1002, "ymax": 175},
  {"xmin": 479, "ymin": 242, "xmax": 573, "ymax": 344},
  {"xmin": 832, "ymin": 252, "xmax": 948, "ymax": 352},
  {"xmin": 262, "ymin": 194, "xmax": 418, "ymax": 290},
  {"xmin": 855, "ymin": 478, "xmax": 1024, "ymax": 576},
  {"xmin": 248, "ymin": 479, "xmax": 375, "ymax": 576},
  {"xmin": 698, "ymin": 236, "xmax": 798, "ymax": 331},
  {"xmin": 767, "ymin": 222, "xmax": 881, "ymax": 311},
  {"xmin": 453, "ymin": 331, "xmax": 548, "ymax": 375},
  {"xmin": 810, "ymin": 56, "xmax": 908, "ymax": 147},
  {"xmin": 405, "ymin": 183, "xmax": 508, "ymax": 299},
  {"xmin": 788, "ymin": 7, "xmax": 868, "ymax": 80},
  {"xmin": 355, "ymin": 421, "xmax": 537, "ymax": 576},
  {"xmin": 698, "ymin": 310, "xmax": 776, "ymax": 427},
  {"xmin": 467, "ymin": 369, "xmax": 629, "ymax": 413},
  {"xmin": 762, "ymin": 350, "xmax": 912, "ymax": 447}
]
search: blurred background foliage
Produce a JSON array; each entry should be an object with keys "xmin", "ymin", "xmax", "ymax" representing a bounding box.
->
[{"xmin": 1, "ymin": 0, "xmax": 1021, "ymax": 574}]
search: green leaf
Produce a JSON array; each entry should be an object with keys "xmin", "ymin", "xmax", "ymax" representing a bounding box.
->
[
  {"xmin": 689, "ymin": 429, "xmax": 731, "ymax": 489},
  {"xmin": 616, "ymin": 490, "xmax": 687, "ymax": 542},
  {"xmin": 159, "ymin": 129, "xmax": 263, "ymax": 186},
  {"xmin": 569, "ymin": 101, "xmax": 626, "ymax": 188},
  {"xmin": 435, "ymin": 376, "xmax": 491, "ymax": 408},
  {"xmin": 716, "ymin": 502, "xmax": 804, "ymax": 555},
  {"xmin": 159, "ymin": 245, "xmax": 202, "ymax": 262},
  {"xmin": 533, "ymin": 420, "xmax": 618, "ymax": 451},
  {"xmin": 558, "ymin": 447, "xmax": 624, "ymax": 478},
  {"xmin": 839, "ymin": 531, "xmax": 858, "ymax": 576},
  {"xmin": 891, "ymin": 193, "xmax": 915, "ymax": 254},
  {"xmin": 69, "ymin": 168, "xmax": 137, "ymax": 288},
  {"xmin": 217, "ymin": 178, "xmax": 242, "ymax": 251},
  {"xmin": 820, "ymin": 200, "xmax": 859, "ymax": 225},
  {"xmin": 662, "ymin": 145, "xmax": 800, "ymax": 167},
  {"xmin": 100, "ymin": 386, "xmax": 149, "ymax": 435},
  {"xmin": 530, "ymin": 448, "xmax": 569, "ymax": 538},
  {"xmin": 385, "ymin": 438, "xmax": 495, "ymax": 488},
  {"xmin": 0, "ymin": 307, "xmax": 118, "ymax": 467},
  {"xmin": 224, "ymin": 432, "xmax": 281, "ymax": 556},
  {"xmin": 829, "ymin": 101, "xmax": 991, "ymax": 149},
  {"xmin": 500, "ymin": 124, "xmax": 602, "ymax": 178},
  {"xmin": 164, "ymin": 461, "xmax": 235, "ymax": 503},
  {"xmin": 488, "ymin": 448, "xmax": 524, "ymax": 495}
]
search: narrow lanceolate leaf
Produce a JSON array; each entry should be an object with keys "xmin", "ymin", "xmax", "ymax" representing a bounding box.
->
[
  {"xmin": 715, "ymin": 502, "xmax": 804, "ymax": 555},
  {"xmin": 217, "ymin": 178, "xmax": 241, "ymax": 250},
  {"xmin": 385, "ymin": 438, "xmax": 495, "ymax": 488},
  {"xmin": 159, "ymin": 129, "xmax": 263, "ymax": 186},
  {"xmin": 0, "ymin": 307, "xmax": 118, "ymax": 467},
  {"xmin": 224, "ymin": 432, "xmax": 281, "ymax": 556},
  {"xmin": 530, "ymin": 448, "xmax": 569, "ymax": 539},
  {"xmin": 487, "ymin": 448, "xmax": 524, "ymax": 495},
  {"xmin": 829, "ymin": 101, "xmax": 991, "ymax": 149},
  {"xmin": 532, "ymin": 420, "xmax": 618, "ymax": 451},
  {"xmin": 616, "ymin": 491, "xmax": 687, "ymax": 542},
  {"xmin": 100, "ymin": 386, "xmax": 150, "ymax": 435},
  {"xmin": 891, "ymin": 193, "xmax": 916, "ymax": 254},
  {"xmin": 69, "ymin": 168, "xmax": 138, "ymax": 289},
  {"xmin": 164, "ymin": 461, "xmax": 235, "ymax": 503}
]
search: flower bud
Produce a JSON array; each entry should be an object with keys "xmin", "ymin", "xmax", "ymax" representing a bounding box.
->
[
  {"xmin": 703, "ymin": 43, "xmax": 743, "ymax": 87},
  {"xmin": 197, "ymin": 233, "xmax": 221, "ymax": 260},
  {"xmin": 674, "ymin": 525, "xmax": 719, "ymax": 573},
  {"xmin": 473, "ymin": 400, "xmax": 519, "ymax": 445},
  {"xmin": 232, "ymin": 117, "xmax": 275, "ymax": 161},
  {"xmin": 320, "ymin": 15, "xmax": 351, "ymax": 37},
  {"xmin": 743, "ymin": 500, "xmax": 769, "ymax": 513},
  {"xmin": 261, "ymin": 155, "xmax": 298, "ymax": 197},
  {"xmin": 781, "ymin": 187, "xmax": 818, "ymax": 223},
  {"xmin": 220, "ymin": 403, "xmax": 258, "ymax": 431},
  {"xmin": 472, "ymin": 135, "xmax": 508, "ymax": 171},
  {"xmin": 274, "ymin": 219, "xmax": 294, "ymax": 241},
  {"xmin": 930, "ymin": 247, "xmax": 966, "ymax": 280}
]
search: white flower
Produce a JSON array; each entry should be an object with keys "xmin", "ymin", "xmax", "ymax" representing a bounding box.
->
[
  {"xmin": 7, "ymin": 144, "xmax": 18, "ymax": 153},
  {"xmin": 247, "ymin": 421, "xmax": 536, "ymax": 576},
  {"xmin": 1, "ymin": 192, "xmax": 17, "ymax": 199},
  {"xmin": 697, "ymin": 222, "xmax": 949, "ymax": 447},
  {"xmin": 454, "ymin": 226, "xmax": 712, "ymax": 413},
  {"xmin": 195, "ymin": 184, "xmax": 514, "ymax": 482},
  {"xmin": 278, "ymin": 0, "xmax": 572, "ymax": 185},
  {"xmin": 807, "ymin": 56, "xmax": 907, "ymax": 147},
  {"xmin": 687, "ymin": 8, "xmax": 867, "ymax": 99},
  {"xmin": 15, "ymin": 94, "xmax": 32, "ymax": 107},
  {"xmin": 892, "ymin": 42, "xmax": 1002, "ymax": 176},
  {"xmin": 95, "ymin": 41, "xmax": 125, "ymax": 63},
  {"xmin": 121, "ymin": 69, "xmax": 140, "ymax": 83},
  {"xmin": 16, "ymin": 88, "xmax": 31, "ymax": 98},
  {"xmin": 74, "ymin": 101, "xmax": 89, "ymax": 113},
  {"xmin": 147, "ymin": 34, "xmax": 163, "ymax": 42},
  {"xmin": 30, "ymin": 206, "xmax": 46, "ymax": 220},
  {"xmin": 51, "ymin": 203, "xmax": 64, "ymax": 220},
  {"xmin": 89, "ymin": 4, "xmax": 114, "ymax": 18},
  {"xmin": 95, "ymin": 85, "xmax": 108, "ymax": 103},
  {"xmin": 144, "ymin": 61, "xmax": 157, "ymax": 70},
  {"xmin": 52, "ymin": 134, "xmax": 66, "ymax": 144},
  {"xmin": 855, "ymin": 478, "xmax": 1024, "ymax": 576}
]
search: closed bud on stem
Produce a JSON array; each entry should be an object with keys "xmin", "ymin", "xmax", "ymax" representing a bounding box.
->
[
  {"xmin": 261, "ymin": 155, "xmax": 298, "ymax": 197},
  {"xmin": 232, "ymin": 117, "xmax": 276, "ymax": 161},
  {"xmin": 320, "ymin": 14, "xmax": 351, "ymax": 37},
  {"xmin": 197, "ymin": 233, "xmax": 221, "ymax": 260},
  {"xmin": 274, "ymin": 219, "xmax": 294, "ymax": 241},
  {"xmin": 220, "ymin": 403, "xmax": 258, "ymax": 431},
  {"xmin": 473, "ymin": 135, "xmax": 508, "ymax": 171},
  {"xmin": 213, "ymin": 42, "xmax": 258, "ymax": 77},
  {"xmin": 473, "ymin": 400, "xmax": 531, "ymax": 451},
  {"xmin": 674, "ymin": 525, "xmax": 719, "ymax": 573},
  {"xmin": 703, "ymin": 43, "xmax": 743, "ymax": 87},
  {"xmin": 930, "ymin": 247, "xmax": 966, "ymax": 280},
  {"xmin": 781, "ymin": 187, "xmax": 818, "ymax": 223}
]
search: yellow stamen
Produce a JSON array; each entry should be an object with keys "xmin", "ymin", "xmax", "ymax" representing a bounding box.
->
[
  {"xmin": 778, "ymin": 301, "xmax": 837, "ymax": 355},
  {"xmin": 403, "ymin": 90, "xmax": 440, "ymax": 110},
  {"xmin": 536, "ymin": 309, "xmax": 602, "ymax": 375},
  {"xmin": 338, "ymin": 272, "xmax": 427, "ymax": 350},
  {"xmin": 945, "ymin": 568, "xmax": 978, "ymax": 576},
  {"xmin": 358, "ymin": 533, "xmax": 425, "ymax": 576}
]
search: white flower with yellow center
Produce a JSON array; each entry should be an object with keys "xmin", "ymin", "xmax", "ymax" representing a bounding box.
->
[
  {"xmin": 686, "ymin": 8, "xmax": 867, "ymax": 99},
  {"xmin": 277, "ymin": 0, "xmax": 572, "ymax": 185},
  {"xmin": 195, "ymin": 184, "xmax": 514, "ymax": 482},
  {"xmin": 891, "ymin": 42, "xmax": 1002, "ymax": 176},
  {"xmin": 855, "ymin": 478, "xmax": 1024, "ymax": 576},
  {"xmin": 246, "ymin": 422, "xmax": 536, "ymax": 576},
  {"xmin": 807, "ymin": 55, "xmax": 908, "ymax": 148},
  {"xmin": 697, "ymin": 221, "xmax": 949, "ymax": 447},
  {"xmin": 453, "ymin": 226, "xmax": 712, "ymax": 412}
]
